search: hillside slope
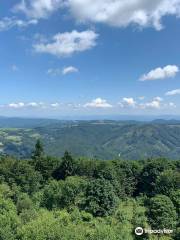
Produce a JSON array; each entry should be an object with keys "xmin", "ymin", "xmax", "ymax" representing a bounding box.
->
[{"xmin": 1, "ymin": 120, "xmax": 180, "ymax": 159}]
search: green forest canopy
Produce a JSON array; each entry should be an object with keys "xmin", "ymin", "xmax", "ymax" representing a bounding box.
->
[{"xmin": 0, "ymin": 140, "xmax": 179, "ymax": 240}]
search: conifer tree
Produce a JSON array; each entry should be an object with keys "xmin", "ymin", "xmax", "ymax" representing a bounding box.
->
[
  {"xmin": 53, "ymin": 151, "xmax": 76, "ymax": 180},
  {"xmin": 31, "ymin": 139, "xmax": 44, "ymax": 171}
]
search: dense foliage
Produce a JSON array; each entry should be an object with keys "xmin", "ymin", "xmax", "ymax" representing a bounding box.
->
[{"xmin": 0, "ymin": 140, "xmax": 179, "ymax": 239}]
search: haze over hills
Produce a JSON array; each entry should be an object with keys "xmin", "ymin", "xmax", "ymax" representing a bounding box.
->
[
  {"xmin": 1, "ymin": 115, "xmax": 180, "ymax": 126},
  {"xmin": 0, "ymin": 116, "xmax": 180, "ymax": 160}
]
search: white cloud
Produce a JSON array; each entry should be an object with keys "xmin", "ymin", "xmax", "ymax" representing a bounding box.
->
[
  {"xmin": 14, "ymin": 0, "xmax": 180, "ymax": 30},
  {"xmin": 139, "ymin": 97, "xmax": 163, "ymax": 109},
  {"xmin": 121, "ymin": 97, "xmax": 136, "ymax": 107},
  {"xmin": 68, "ymin": 0, "xmax": 180, "ymax": 30},
  {"xmin": 47, "ymin": 68, "xmax": 62, "ymax": 76},
  {"xmin": 118, "ymin": 96, "xmax": 176, "ymax": 110},
  {"xmin": 3, "ymin": 98, "xmax": 176, "ymax": 112},
  {"xmin": 34, "ymin": 30, "xmax": 98, "ymax": 57},
  {"xmin": 165, "ymin": 88, "xmax": 180, "ymax": 96},
  {"xmin": 14, "ymin": 0, "xmax": 65, "ymax": 19},
  {"xmin": 143, "ymin": 100, "xmax": 161, "ymax": 109},
  {"xmin": 7, "ymin": 102, "xmax": 45, "ymax": 109},
  {"xmin": 140, "ymin": 65, "xmax": 179, "ymax": 81},
  {"xmin": 154, "ymin": 96, "xmax": 163, "ymax": 102},
  {"xmin": 0, "ymin": 17, "xmax": 37, "ymax": 31},
  {"xmin": 47, "ymin": 66, "xmax": 79, "ymax": 76},
  {"xmin": 27, "ymin": 102, "xmax": 39, "ymax": 107},
  {"xmin": 7, "ymin": 102, "xmax": 61, "ymax": 109},
  {"xmin": 62, "ymin": 66, "xmax": 79, "ymax": 75},
  {"xmin": 51, "ymin": 103, "xmax": 60, "ymax": 108},
  {"xmin": 118, "ymin": 96, "xmax": 169, "ymax": 110},
  {"xmin": 84, "ymin": 98, "xmax": 112, "ymax": 108},
  {"xmin": 8, "ymin": 102, "xmax": 25, "ymax": 109}
]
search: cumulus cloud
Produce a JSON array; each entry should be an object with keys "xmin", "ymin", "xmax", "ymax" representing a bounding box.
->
[
  {"xmin": 6, "ymin": 102, "xmax": 64, "ymax": 110},
  {"xmin": 84, "ymin": 98, "xmax": 112, "ymax": 108},
  {"xmin": 165, "ymin": 88, "xmax": 180, "ymax": 96},
  {"xmin": 7, "ymin": 102, "xmax": 46, "ymax": 109},
  {"xmin": 119, "ymin": 97, "xmax": 136, "ymax": 108},
  {"xmin": 0, "ymin": 17, "xmax": 37, "ymax": 31},
  {"xmin": 4, "ymin": 98, "xmax": 176, "ymax": 112},
  {"xmin": 8, "ymin": 102, "xmax": 25, "ymax": 109},
  {"xmin": 143, "ymin": 100, "xmax": 161, "ymax": 109},
  {"xmin": 62, "ymin": 66, "xmax": 79, "ymax": 75},
  {"xmin": 139, "ymin": 97, "xmax": 163, "ymax": 109},
  {"xmin": 154, "ymin": 96, "xmax": 163, "ymax": 102},
  {"xmin": 34, "ymin": 30, "xmax": 98, "ymax": 57},
  {"xmin": 140, "ymin": 65, "xmax": 179, "ymax": 81},
  {"xmin": 118, "ymin": 96, "xmax": 172, "ymax": 110},
  {"xmin": 14, "ymin": 0, "xmax": 65, "ymax": 19},
  {"xmin": 14, "ymin": 0, "xmax": 180, "ymax": 30},
  {"xmin": 68, "ymin": 0, "xmax": 180, "ymax": 30},
  {"xmin": 27, "ymin": 102, "xmax": 39, "ymax": 107},
  {"xmin": 51, "ymin": 103, "xmax": 60, "ymax": 108}
]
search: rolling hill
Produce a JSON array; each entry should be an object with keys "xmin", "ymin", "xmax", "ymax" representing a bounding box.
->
[{"xmin": 0, "ymin": 118, "xmax": 180, "ymax": 159}]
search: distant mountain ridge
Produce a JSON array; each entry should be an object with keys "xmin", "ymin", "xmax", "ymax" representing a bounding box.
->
[
  {"xmin": 0, "ymin": 118, "xmax": 180, "ymax": 160},
  {"xmin": 0, "ymin": 117, "xmax": 61, "ymax": 128},
  {"xmin": 1, "ymin": 115, "xmax": 180, "ymax": 127}
]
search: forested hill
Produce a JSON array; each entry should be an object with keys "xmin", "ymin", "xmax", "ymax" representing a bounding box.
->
[
  {"xmin": 0, "ymin": 117, "xmax": 60, "ymax": 128},
  {"xmin": 1, "ymin": 118, "xmax": 180, "ymax": 160},
  {"xmin": 0, "ymin": 150, "xmax": 179, "ymax": 239}
]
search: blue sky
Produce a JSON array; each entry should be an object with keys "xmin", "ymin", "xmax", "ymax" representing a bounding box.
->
[{"xmin": 1, "ymin": 0, "xmax": 180, "ymax": 118}]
